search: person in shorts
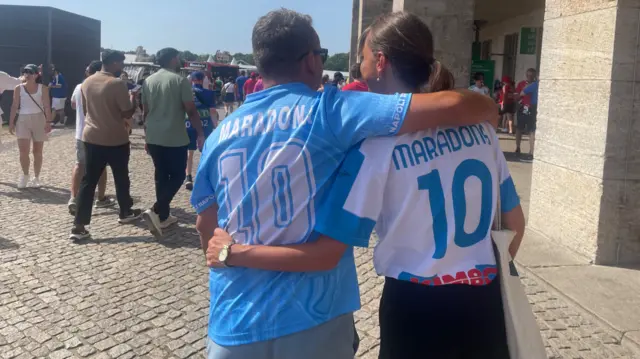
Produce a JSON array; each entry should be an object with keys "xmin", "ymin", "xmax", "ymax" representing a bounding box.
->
[
  {"xmin": 49, "ymin": 65, "xmax": 67, "ymax": 126},
  {"xmin": 499, "ymin": 75, "xmax": 516, "ymax": 134},
  {"xmin": 516, "ymin": 69, "xmax": 539, "ymax": 160},
  {"xmin": 68, "ymin": 60, "xmax": 116, "ymax": 215},
  {"xmin": 8, "ymin": 64, "xmax": 52, "ymax": 189},
  {"xmin": 184, "ymin": 71, "xmax": 217, "ymax": 190}
]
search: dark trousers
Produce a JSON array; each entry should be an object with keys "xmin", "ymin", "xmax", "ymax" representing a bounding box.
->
[
  {"xmin": 147, "ymin": 144, "xmax": 188, "ymax": 221},
  {"xmin": 75, "ymin": 142, "xmax": 133, "ymax": 225},
  {"xmin": 379, "ymin": 276, "xmax": 510, "ymax": 359}
]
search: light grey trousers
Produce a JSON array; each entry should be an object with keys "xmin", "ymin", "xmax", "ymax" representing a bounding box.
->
[{"xmin": 207, "ymin": 313, "xmax": 357, "ymax": 359}]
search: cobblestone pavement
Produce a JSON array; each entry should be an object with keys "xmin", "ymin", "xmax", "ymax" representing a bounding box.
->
[{"xmin": 0, "ymin": 130, "xmax": 638, "ymax": 359}]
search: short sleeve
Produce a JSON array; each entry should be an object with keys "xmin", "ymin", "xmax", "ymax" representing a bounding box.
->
[
  {"xmin": 190, "ymin": 139, "xmax": 219, "ymax": 214},
  {"xmin": 71, "ymin": 85, "xmax": 81, "ymax": 106},
  {"xmin": 113, "ymin": 80, "xmax": 132, "ymax": 112},
  {"xmin": 523, "ymin": 82, "xmax": 537, "ymax": 95},
  {"xmin": 141, "ymin": 82, "xmax": 149, "ymax": 106},
  {"xmin": 322, "ymin": 87, "xmax": 412, "ymax": 150},
  {"xmin": 488, "ymin": 125, "xmax": 520, "ymax": 212},
  {"xmin": 180, "ymin": 78, "xmax": 193, "ymax": 103},
  {"xmin": 314, "ymin": 139, "xmax": 392, "ymax": 247}
]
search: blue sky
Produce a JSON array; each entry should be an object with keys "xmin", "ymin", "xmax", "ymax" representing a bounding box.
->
[{"xmin": 6, "ymin": 0, "xmax": 353, "ymax": 55}]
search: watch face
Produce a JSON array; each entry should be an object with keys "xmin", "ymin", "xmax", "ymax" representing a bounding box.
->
[{"xmin": 218, "ymin": 247, "xmax": 229, "ymax": 263}]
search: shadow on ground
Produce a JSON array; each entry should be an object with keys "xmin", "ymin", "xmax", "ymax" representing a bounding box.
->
[
  {"xmin": 0, "ymin": 237, "xmax": 20, "ymax": 250},
  {"xmin": 0, "ymin": 182, "xmax": 71, "ymax": 205}
]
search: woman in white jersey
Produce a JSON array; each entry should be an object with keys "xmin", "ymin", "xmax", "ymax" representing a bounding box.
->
[
  {"xmin": 9, "ymin": 64, "xmax": 52, "ymax": 189},
  {"xmin": 314, "ymin": 13, "xmax": 526, "ymax": 358}
]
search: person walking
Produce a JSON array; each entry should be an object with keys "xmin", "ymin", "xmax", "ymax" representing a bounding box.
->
[
  {"xmin": 191, "ymin": 8, "xmax": 497, "ymax": 359},
  {"xmin": 68, "ymin": 60, "xmax": 116, "ymax": 215},
  {"xmin": 515, "ymin": 68, "xmax": 538, "ymax": 159},
  {"xmin": 311, "ymin": 12, "xmax": 525, "ymax": 358},
  {"xmin": 235, "ymin": 70, "xmax": 248, "ymax": 105},
  {"xmin": 141, "ymin": 47, "xmax": 205, "ymax": 239},
  {"xmin": 184, "ymin": 71, "xmax": 217, "ymax": 191},
  {"xmin": 49, "ymin": 65, "xmax": 67, "ymax": 126},
  {"xmin": 8, "ymin": 64, "xmax": 52, "ymax": 189},
  {"xmin": 222, "ymin": 78, "xmax": 236, "ymax": 115},
  {"xmin": 499, "ymin": 75, "xmax": 516, "ymax": 134},
  {"xmin": 69, "ymin": 50, "xmax": 142, "ymax": 240},
  {"xmin": 0, "ymin": 71, "xmax": 23, "ymax": 135},
  {"xmin": 243, "ymin": 72, "xmax": 258, "ymax": 99}
]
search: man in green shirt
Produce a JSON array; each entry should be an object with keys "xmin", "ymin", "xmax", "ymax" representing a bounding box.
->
[{"xmin": 142, "ymin": 47, "xmax": 205, "ymax": 238}]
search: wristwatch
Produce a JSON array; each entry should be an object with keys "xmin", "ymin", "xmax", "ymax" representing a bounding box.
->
[{"xmin": 218, "ymin": 240, "xmax": 235, "ymax": 267}]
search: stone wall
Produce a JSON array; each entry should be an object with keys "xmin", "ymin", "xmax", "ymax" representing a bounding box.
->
[
  {"xmin": 393, "ymin": 0, "xmax": 475, "ymax": 88},
  {"xmin": 349, "ymin": 0, "xmax": 394, "ymax": 71},
  {"xmin": 528, "ymin": 0, "xmax": 640, "ymax": 265}
]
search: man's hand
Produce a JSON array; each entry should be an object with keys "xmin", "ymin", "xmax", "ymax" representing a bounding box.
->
[
  {"xmin": 197, "ymin": 134, "xmax": 205, "ymax": 151},
  {"xmin": 9, "ymin": 122, "xmax": 15, "ymax": 135},
  {"xmin": 205, "ymin": 228, "xmax": 234, "ymax": 268}
]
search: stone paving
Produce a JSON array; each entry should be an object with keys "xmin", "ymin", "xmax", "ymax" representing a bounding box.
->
[{"xmin": 0, "ymin": 129, "xmax": 639, "ymax": 359}]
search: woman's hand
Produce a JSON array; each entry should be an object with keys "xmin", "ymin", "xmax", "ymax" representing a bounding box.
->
[
  {"xmin": 45, "ymin": 122, "xmax": 52, "ymax": 134},
  {"xmin": 9, "ymin": 122, "xmax": 15, "ymax": 135}
]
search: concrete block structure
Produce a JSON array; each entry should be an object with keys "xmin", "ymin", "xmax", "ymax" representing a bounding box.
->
[{"xmin": 351, "ymin": 0, "xmax": 640, "ymax": 265}]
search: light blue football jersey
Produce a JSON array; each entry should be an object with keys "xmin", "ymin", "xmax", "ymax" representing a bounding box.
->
[{"xmin": 191, "ymin": 83, "xmax": 411, "ymax": 345}]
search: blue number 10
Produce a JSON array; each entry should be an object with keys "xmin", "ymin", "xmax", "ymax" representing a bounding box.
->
[{"xmin": 417, "ymin": 159, "xmax": 493, "ymax": 259}]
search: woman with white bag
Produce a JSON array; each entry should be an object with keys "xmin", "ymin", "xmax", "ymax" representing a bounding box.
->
[{"xmin": 313, "ymin": 12, "xmax": 541, "ymax": 358}]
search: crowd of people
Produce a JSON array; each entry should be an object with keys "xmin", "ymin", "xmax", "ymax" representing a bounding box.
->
[{"xmin": 0, "ymin": 7, "xmax": 543, "ymax": 359}]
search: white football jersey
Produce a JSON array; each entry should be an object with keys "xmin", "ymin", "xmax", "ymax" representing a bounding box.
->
[{"xmin": 315, "ymin": 123, "xmax": 520, "ymax": 286}]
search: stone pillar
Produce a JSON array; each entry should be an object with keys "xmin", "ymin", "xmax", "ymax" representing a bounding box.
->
[
  {"xmin": 392, "ymin": 0, "xmax": 475, "ymax": 88},
  {"xmin": 348, "ymin": 0, "xmax": 394, "ymax": 71},
  {"xmin": 528, "ymin": 0, "xmax": 640, "ymax": 265},
  {"xmin": 349, "ymin": 0, "xmax": 360, "ymax": 71}
]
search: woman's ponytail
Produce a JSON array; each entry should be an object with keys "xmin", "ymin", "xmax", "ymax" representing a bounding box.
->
[{"xmin": 427, "ymin": 60, "xmax": 455, "ymax": 93}]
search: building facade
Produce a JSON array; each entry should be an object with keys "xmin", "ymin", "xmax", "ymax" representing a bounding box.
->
[{"xmin": 351, "ymin": 0, "xmax": 640, "ymax": 266}]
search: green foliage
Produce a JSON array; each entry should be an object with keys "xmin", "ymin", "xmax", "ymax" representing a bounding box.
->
[{"xmin": 324, "ymin": 53, "xmax": 349, "ymax": 72}]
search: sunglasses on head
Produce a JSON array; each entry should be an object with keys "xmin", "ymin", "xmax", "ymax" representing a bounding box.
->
[{"xmin": 22, "ymin": 70, "xmax": 34, "ymax": 75}]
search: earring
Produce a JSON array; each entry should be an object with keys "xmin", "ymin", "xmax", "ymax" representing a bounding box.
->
[{"xmin": 376, "ymin": 77, "xmax": 380, "ymax": 82}]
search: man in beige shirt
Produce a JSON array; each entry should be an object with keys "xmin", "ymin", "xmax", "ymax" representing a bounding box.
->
[{"xmin": 70, "ymin": 50, "xmax": 143, "ymax": 241}]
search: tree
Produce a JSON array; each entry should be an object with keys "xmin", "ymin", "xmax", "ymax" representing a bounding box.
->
[
  {"xmin": 324, "ymin": 53, "xmax": 349, "ymax": 72},
  {"xmin": 232, "ymin": 53, "xmax": 255, "ymax": 65},
  {"xmin": 180, "ymin": 50, "xmax": 198, "ymax": 62},
  {"xmin": 196, "ymin": 54, "xmax": 211, "ymax": 62}
]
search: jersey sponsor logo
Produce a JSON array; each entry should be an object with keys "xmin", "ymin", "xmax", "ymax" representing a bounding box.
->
[
  {"xmin": 398, "ymin": 264, "xmax": 497, "ymax": 286},
  {"xmin": 392, "ymin": 124, "xmax": 492, "ymax": 171},
  {"xmin": 218, "ymin": 105, "xmax": 313, "ymax": 142}
]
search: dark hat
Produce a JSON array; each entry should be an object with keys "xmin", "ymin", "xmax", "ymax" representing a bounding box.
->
[
  {"xmin": 334, "ymin": 71, "xmax": 344, "ymax": 80},
  {"xmin": 190, "ymin": 71, "xmax": 205, "ymax": 80},
  {"xmin": 23, "ymin": 64, "xmax": 38, "ymax": 73}
]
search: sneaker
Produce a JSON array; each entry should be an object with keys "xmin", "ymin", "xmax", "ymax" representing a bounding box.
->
[
  {"xmin": 17, "ymin": 174, "xmax": 29, "ymax": 189},
  {"xmin": 515, "ymin": 147, "xmax": 521, "ymax": 155},
  {"xmin": 95, "ymin": 196, "xmax": 116, "ymax": 209},
  {"xmin": 142, "ymin": 209, "xmax": 163, "ymax": 239},
  {"xmin": 160, "ymin": 215, "xmax": 178, "ymax": 229},
  {"xmin": 69, "ymin": 228, "xmax": 90, "ymax": 241},
  {"xmin": 68, "ymin": 198, "xmax": 77, "ymax": 215},
  {"xmin": 118, "ymin": 208, "xmax": 142, "ymax": 224},
  {"xmin": 185, "ymin": 175, "xmax": 193, "ymax": 191},
  {"xmin": 29, "ymin": 177, "xmax": 41, "ymax": 188}
]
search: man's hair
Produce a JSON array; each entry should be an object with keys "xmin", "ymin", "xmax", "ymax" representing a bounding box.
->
[
  {"xmin": 527, "ymin": 68, "xmax": 537, "ymax": 74},
  {"xmin": 252, "ymin": 9, "xmax": 316, "ymax": 77},
  {"xmin": 102, "ymin": 50, "xmax": 125, "ymax": 65},
  {"xmin": 350, "ymin": 63, "xmax": 362, "ymax": 80},
  {"xmin": 240, "ymin": 70, "xmax": 246, "ymax": 76},
  {"xmin": 473, "ymin": 72, "xmax": 484, "ymax": 81},
  {"xmin": 156, "ymin": 47, "xmax": 180, "ymax": 68},
  {"xmin": 87, "ymin": 60, "xmax": 102, "ymax": 74}
]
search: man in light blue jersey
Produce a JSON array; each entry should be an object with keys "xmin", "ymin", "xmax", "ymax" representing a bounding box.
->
[{"xmin": 191, "ymin": 8, "xmax": 498, "ymax": 359}]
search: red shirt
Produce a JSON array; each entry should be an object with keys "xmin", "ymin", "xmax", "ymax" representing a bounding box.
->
[
  {"xmin": 516, "ymin": 80, "xmax": 531, "ymax": 106},
  {"xmin": 341, "ymin": 80, "xmax": 368, "ymax": 92},
  {"xmin": 244, "ymin": 78, "xmax": 257, "ymax": 96},
  {"xmin": 501, "ymin": 83, "xmax": 515, "ymax": 105}
]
